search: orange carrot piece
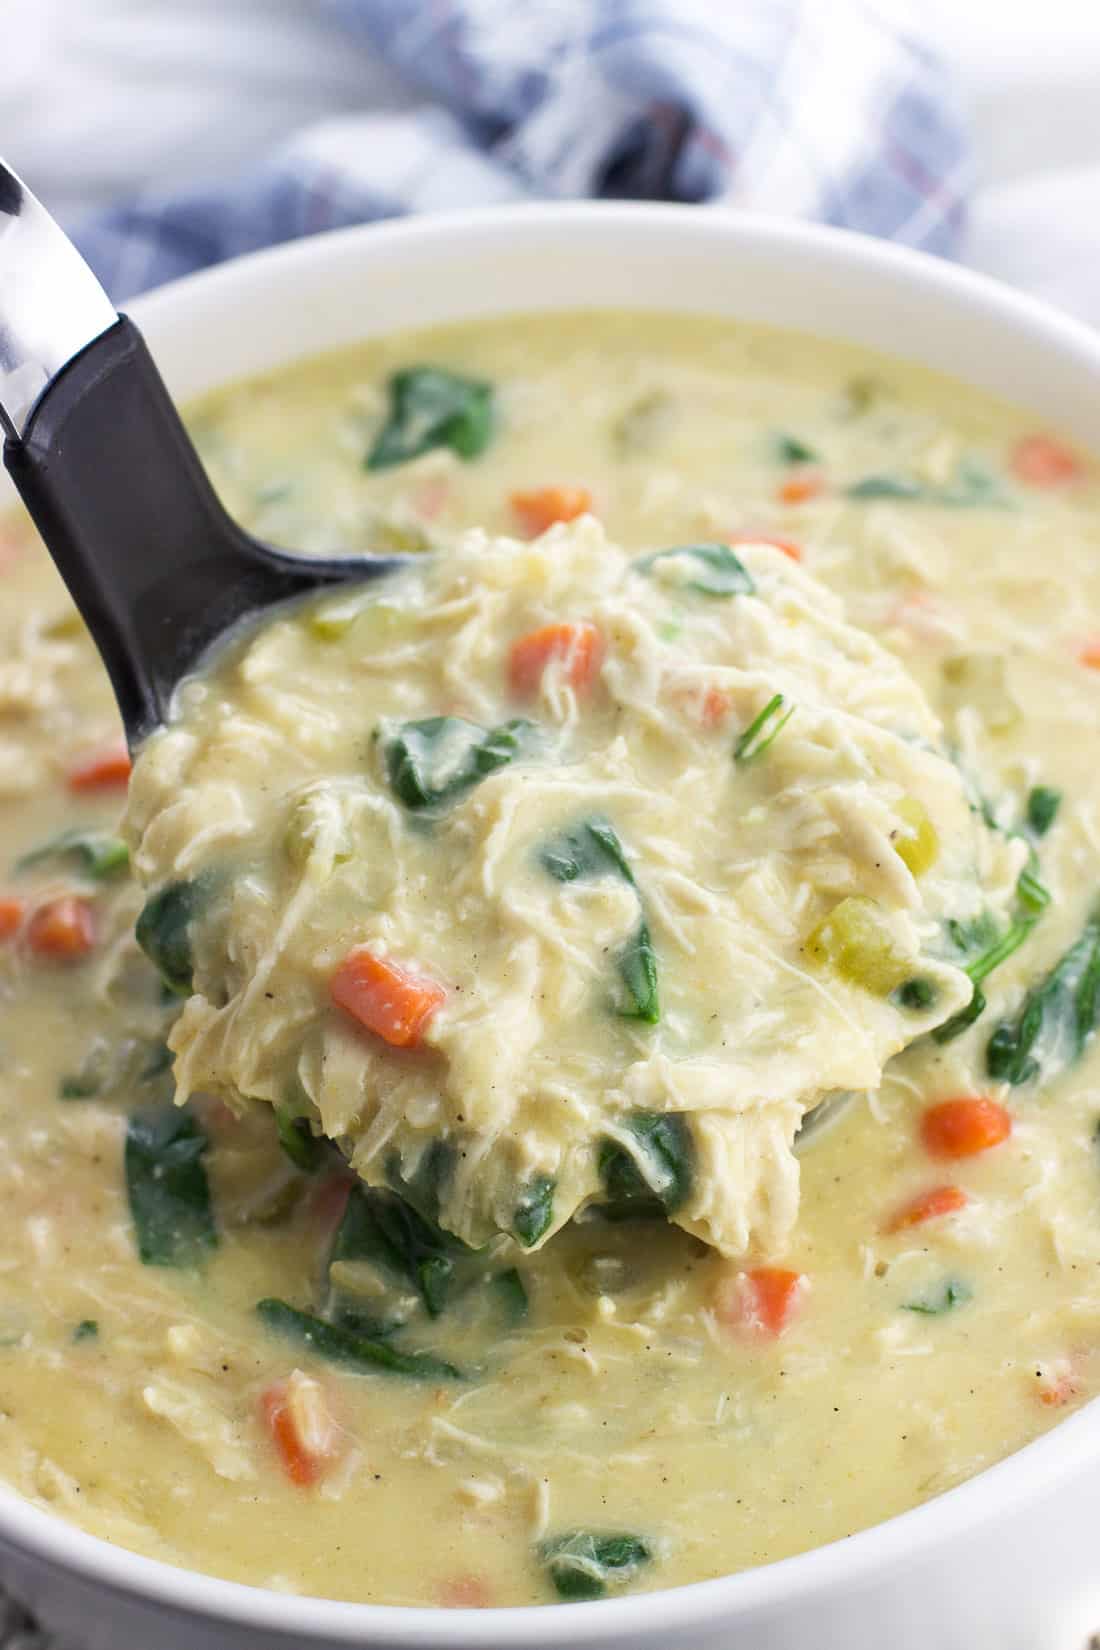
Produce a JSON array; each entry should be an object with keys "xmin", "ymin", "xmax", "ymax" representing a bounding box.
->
[
  {"xmin": 0, "ymin": 896, "xmax": 25, "ymax": 941},
  {"xmin": 261, "ymin": 1373, "xmax": 339, "ymax": 1488},
  {"xmin": 67, "ymin": 737, "xmax": 132, "ymax": 794},
  {"xmin": 1079, "ymin": 638, "xmax": 1100, "ymax": 670},
  {"xmin": 437, "ymin": 1575, "xmax": 493, "ymax": 1609},
  {"xmin": 885, "ymin": 1183, "xmax": 967, "ymax": 1234},
  {"xmin": 714, "ymin": 1265, "xmax": 807, "ymax": 1338},
  {"xmin": 777, "ymin": 472, "xmax": 825, "ymax": 505},
  {"xmin": 728, "ymin": 531, "xmax": 802, "ymax": 563},
  {"xmin": 508, "ymin": 621, "xmax": 603, "ymax": 698},
  {"xmin": 1011, "ymin": 434, "xmax": 1082, "ymax": 487},
  {"xmin": 921, "ymin": 1097, "xmax": 1011, "ymax": 1159},
  {"xmin": 1036, "ymin": 1362, "xmax": 1082, "ymax": 1408},
  {"xmin": 511, "ymin": 485, "xmax": 593, "ymax": 537},
  {"xmin": 26, "ymin": 896, "xmax": 96, "ymax": 961},
  {"xmin": 331, "ymin": 947, "xmax": 445, "ymax": 1048}
]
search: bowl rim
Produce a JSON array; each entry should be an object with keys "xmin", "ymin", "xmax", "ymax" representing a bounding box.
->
[{"xmin": 7, "ymin": 198, "xmax": 1100, "ymax": 1644}]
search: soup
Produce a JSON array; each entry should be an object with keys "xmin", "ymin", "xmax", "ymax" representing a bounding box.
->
[{"xmin": 0, "ymin": 311, "xmax": 1098, "ymax": 1608}]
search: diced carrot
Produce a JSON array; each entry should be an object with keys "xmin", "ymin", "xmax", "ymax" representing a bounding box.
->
[
  {"xmin": 66, "ymin": 737, "xmax": 132, "ymax": 793},
  {"xmin": 0, "ymin": 896, "xmax": 25, "ymax": 941},
  {"xmin": 1011, "ymin": 435, "xmax": 1082, "ymax": 487},
  {"xmin": 331, "ymin": 947, "xmax": 445, "ymax": 1049},
  {"xmin": 508, "ymin": 621, "xmax": 603, "ymax": 698},
  {"xmin": 777, "ymin": 472, "xmax": 825, "ymax": 505},
  {"xmin": 1035, "ymin": 1361, "xmax": 1082, "ymax": 1408},
  {"xmin": 261, "ymin": 1371, "xmax": 339, "ymax": 1488},
  {"xmin": 437, "ymin": 1575, "xmax": 493, "ymax": 1609},
  {"xmin": 701, "ymin": 686, "xmax": 732, "ymax": 729},
  {"xmin": 511, "ymin": 486, "xmax": 593, "ymax": 538},
  {"xmin": 1079, "ymin": 638, "xmax": 1100, "ymax": 670},
  {"xmin": 713, "ymin": 1265, "xmax": 807, "ymax": 1338},
  {"xmin": 728, "ymin": 531, "xmax": 802, "ymax": 563},
  {"xmin": 885, "ymin": 1183, "xmax": 967, "ymax": 1234},
  {"xmin": 921, "ymin": 1097, "xmax": 1012, "ymax": 1159},
  {"xmin": 26, "ymin": 896, "xmax": 96, "ymax": 961}
]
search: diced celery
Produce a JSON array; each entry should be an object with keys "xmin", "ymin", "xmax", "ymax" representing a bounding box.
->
[
  {"xmin": 894, "ymin": 798, "xmax": 939, "ymax": 877},
  {"xmin": 805, "ymin": 896, "xmax": 912, "ymax": 994}
]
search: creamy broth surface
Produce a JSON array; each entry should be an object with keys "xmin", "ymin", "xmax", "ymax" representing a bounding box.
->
[{"xmin": 0, "ymin": 311, "xmax": 1099, "ymax": 1607}]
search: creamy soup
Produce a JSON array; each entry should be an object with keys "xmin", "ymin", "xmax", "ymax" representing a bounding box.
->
[{"xmin": 0, "ymin": 311, "xmax": 1099, "ymax": 1610}]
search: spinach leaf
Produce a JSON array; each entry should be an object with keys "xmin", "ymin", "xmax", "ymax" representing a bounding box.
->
[
  {"xmin": 513, "ymin": 1174, "xmax": 555, "ymax": 1248},
  {"xmin": 896, "ymin": 977, "xmax": 937, "ymax": 1012},
  {"xmin": 73, "ymin": 1319, "xmax": 99, "ymax": 1342},
  {"xmin": 59, "ymin": 1035, "xmax": 173, "ymax": 1102},
  {"xmin": 598, "ymin": 1112, "xmax": 693, "ymax": 1216},
  {"xmin": 135, "ymin": 879, "xmax": 207, "ymax": 995},
  {"xmin": 775, "ymin": 433, "xmax": 817, "ymax": 465},
  {"xmin": 492, "ymin": 1267, "xmax": 529, "ymax": 1325},
  {"xmin": 331, "ymin": 1181, "xmax": 467, "ymax": 1320},
  {"xmin": 275, "ymin": 1104, "xmax": 325, "ymax": 1174},
  {"xmin": 986, "ymin": 905, "xmax": 1100, "ymax": 1086},
  {"xmin": 734, "ymin": 693, "xmax": 795, "ymax": 763},
  {"xmin": 383, "ymin": 715, "xmax": 532, "ymax": 811},
  {"xmin": 902, "ymin": 1277, "xmax": 972, "ymax": 1315},
  {"xmin": 539, "ymin": 817, "xmax": 659, "ymax": 1022},
  {"xmin": 634, "ymin": 543, "xmax": 755, "ymax": 598},
  {"xmin": 539, "ymin": 1531, "xmax": 651, "ymax": 1601},
  {"xmin": 847, "ymin": 462, "xmax": 1007, "ymax": 508},
  {"xmin": 933, "ymin": 918, "xmax": 1038, "ymax": 1046},
  {"xmin": 619, "ymin": 919, "xmax": 659, "ymax": 1023},
  {"xmin": 846, "ymin": 474, "xmax": 924, "ymax": 501},
  {"xmin": 540, "ymin": 815, "xmax": 635, "ymax": 885},
  {"xmin": 366, "ymin": 366, "xmax": 493, "ymax": 470},
  {"xmin": 125, "ymin": 1102, "xmax": 217, "ymax": 1267},
  {"xmin": 17, "ymin": 828, "xmax": 128, "ymax": 880},
  {"xmin": 1026, "ymin": 786, "xmax": 1062, "ymax": 838},
  {"xmin": 256, "ymin": 1299, "xmax": 461, "ymax": 1381}
]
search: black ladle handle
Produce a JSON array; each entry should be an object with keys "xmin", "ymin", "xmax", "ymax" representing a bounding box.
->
[
  {"xmin": 4, "ymin": 317, "xmax": 385, "ymax": 745},
  {"xmin": 0, "ymin": 159, "xmax": 402, "ymax": 746},
  {"xmin": 5, "ymin": 315, "xmax": 382, "ymax": 742}
]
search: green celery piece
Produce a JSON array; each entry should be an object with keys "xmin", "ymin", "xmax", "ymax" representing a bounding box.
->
[
  {"xmin": 17, "ymin": 828, "xmax": 128, "ymax": 880},
  {"xmin": 734, "ymin": 693, "xmax": 795, "ymax": 763},
  {"xmin": 274, "ymin": 1104, "xmax": 325, "ymax": 1174},
  {"xmin": 539, "ymin": 1531, "xmax": 651, "ymax": 1602},
  {"xmin": 634, "ymin": 543, "xmax": 755, "ymax": 597},
  {"xmin": 987, "ymin": 904, "xmax": 1100, "ymax": 1086},
  {"xmin": 598, "ymin": 1111, "xmax": 693, "ymax": 1216},
  {"xmin": 384, "ymin": 715, "xmax": 533, "ymax": 811},
  {"xmin": 1026, "ymin": 786, "xmax": 1062, "ymax": 838},
  {"xmin": 513, "ymin": 1174, "xmax": 555, "ymax": 1248},
  {"xmin": 135, "ymin": 879, "xmax": 207, "ymax": 995},
  {"xmin": 256, "ymin": 1299, "xmax": 461, "ymax": 1381},
  {"xmin": 902, "ymin": 1278, "xmax": 972, "ymax": 1315},
  {"xmin": 125, "ymin": 1102, "xmax": 217, "ymax": 1267},
  {"xmin": 366, "ymin": 366, "xmax": 493, "ymax": 470}
]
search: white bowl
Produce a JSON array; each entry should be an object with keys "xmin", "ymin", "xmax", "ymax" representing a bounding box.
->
[{"xmin": 5, "ymin": 204, "xmax": 1100, "ymax": 1650}]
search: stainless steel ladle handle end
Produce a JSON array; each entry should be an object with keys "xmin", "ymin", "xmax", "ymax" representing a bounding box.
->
[{"xmin": 0, "ymin": 159, "xmax": 118, "ymax": 440}]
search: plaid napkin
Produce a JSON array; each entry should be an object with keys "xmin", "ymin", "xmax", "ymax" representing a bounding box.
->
[{"xmin": 75, "ymin": 0, "xmax": 970, "ymax": 301}]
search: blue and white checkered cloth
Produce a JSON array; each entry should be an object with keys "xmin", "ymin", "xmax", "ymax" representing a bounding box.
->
[{"xmin": 75, "ymin": 0, "xmax": 970, "ymax": 302}]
